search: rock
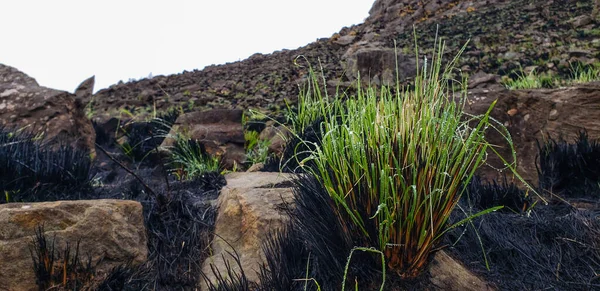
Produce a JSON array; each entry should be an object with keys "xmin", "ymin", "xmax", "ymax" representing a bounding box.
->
[
  {"xmin": 200, "ymin": 172, "xmax": 295, "ymax": 290},
  {"xmin": 75, "ymin": 76, "xmax": 95, "ymax": 99},
  {"xmin": 246, "ymin": 162, "xmax": 265, "ymax": 172},
  {"xmin": 468, "ymin": 71, "xmax": 503, "ymax": 90},
  {"xmin": 333, "ymin": 34, "xmax": 357, "ymax": 46},
  {"xmin": 0, "ymin": 199, "xmax": 147, "ymax": 291},
  {"xmin": 502, "ymin": 51, "xmax": 521, "ymax": 61},
  {"xmin": 429, "ymin": 251, "xmax": 495, "ymax": 291},
  {"xmin": 464, "ymin": 84, "xmax": 600, "ymax": 185},
  {"xmin": 0, "ymin": 64, "xmax": 96, "ymax": 157},
  {"xmin": 161, "ymin": 109, "xmax": 246, "ymax": 170},
  {"xmin": 568, "ymin": 48, "xmax": 592, "ymax": 58},
  {"xmin": 259, "ymin": 123, "xmax": 291, "ymax": 156},
  {"xmin": 569, "ymin": 15, "xmax": 592, "ymax": 28},
  {"xmin": 343, "ymin": 46, "xmax": 417, "ymax": 86}
]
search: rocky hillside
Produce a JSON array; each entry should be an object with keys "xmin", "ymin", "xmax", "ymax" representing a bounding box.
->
[{"xmin": 88, "ymin": 0, "xmax": 600, "ymax": 122}]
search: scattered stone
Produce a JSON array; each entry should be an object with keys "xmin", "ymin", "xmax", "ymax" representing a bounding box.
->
[
  {"xmin": 569, "ymin": 15, "xmax": 592, "ymax": 28},
  {"xmin": 468, "ymin": 71, "xmax": 502, "ymax": 90},
  {"xmin": 246, "ymin": 162, "xmax": 265, "ymax": 172}
]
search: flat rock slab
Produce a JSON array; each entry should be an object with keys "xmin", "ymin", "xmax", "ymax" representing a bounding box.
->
[
  {"xmin": 0, "ymin": 199, "xmax": 147, "ymax": 291},
  {"xmin": 200, "ymin": 172, "xmax": 295, "ymax": 290}
]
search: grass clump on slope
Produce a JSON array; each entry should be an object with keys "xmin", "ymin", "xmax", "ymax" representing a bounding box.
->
[{"xmin": 289, "ymin": 36, "xmax": 519, "ymax": 281}]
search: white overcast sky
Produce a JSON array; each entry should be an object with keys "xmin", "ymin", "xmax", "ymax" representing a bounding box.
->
[{"xmin": 0, "ymin": 1, "xmax": 373, "ymax": 93}]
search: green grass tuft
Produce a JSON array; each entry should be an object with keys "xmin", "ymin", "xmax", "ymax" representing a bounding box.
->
[
  {"xmin": 245, "ymin": 130, "xmax": 270, "ymax": 165},
  {"xmin": 168, "ymin": 136, "xmax": 220, "ymax": 180},
  {"xmin": 291, "ymin": 36, "xmax": 522, "ymax": 279}
]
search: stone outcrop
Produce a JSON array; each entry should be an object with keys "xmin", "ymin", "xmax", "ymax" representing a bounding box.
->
[
  {"xmin": 0, "ymin": 64, "xmax": 96, "ymax": 156},
  {"xmin": 200, "ymin": 172, "xmax": 295, "ymax": 289},
  {"xmin": 0, "ymin": 199, "xmax": 147, "ymax": 291},
  {"xmin": 160, "ymin": 109, "xmax": 246, "ymax": 169},
  {"xmin": 464, "ymin": 83, "xmax": 600, "ymax": 185}
]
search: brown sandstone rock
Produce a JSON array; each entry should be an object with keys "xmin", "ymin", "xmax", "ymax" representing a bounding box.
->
[
  {"xmin": 258, "ymin": 123, "xmax": 290, "ymax": 157},
  {"xmin": 464, "ymin": 83, "xmax": 600, "ymax": 185},
  {"xmin": 161, "ymin": 109, "xmax": 246, "ymax": 169},
  {"xmin": 0, "ymin": 64, "xmax": 96, "ymax": 156},
  {"xmin": 200, "ymin": 172, "xmax": 295, "ymax": 290},
  {"xmin": 0, "ymin": 199, "xmax": 147, "ymax": 291}
]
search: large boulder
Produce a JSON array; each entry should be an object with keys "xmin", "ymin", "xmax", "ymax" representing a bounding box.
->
[
  {"xmin": 161, "ymin": 109, "xmax": 246, "ymax": 169},
  {"xmin": 342, "ymin": 45, "xmax": 417, "ymax": 86},
  {"xmin": 0, "ymin": 199, "xmax": 148, "ymax": 291},
  {"xmin": 464, "ymin": 83, "xmax": 600, "ymax": 185},
  {"xmin": 200, "ymin": 172, "xmax": 295, "ymax": 289},
  {"xmin": 0, "ymin": 64, "xmax": 96, "ymax": 156}
]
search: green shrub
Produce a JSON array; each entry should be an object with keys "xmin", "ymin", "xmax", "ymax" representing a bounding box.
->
[{"xmin": 294, "ymin": 38, "xmax": 521, "ymax": 279}]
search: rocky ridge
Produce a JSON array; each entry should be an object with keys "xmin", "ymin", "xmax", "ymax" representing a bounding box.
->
[{"xmin": 88, "ymin": 0, "xmax": 600, "ymax": 123}]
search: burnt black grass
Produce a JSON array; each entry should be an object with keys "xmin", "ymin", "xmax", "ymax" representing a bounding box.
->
[
  {"xmin": 463, "ymin": 175, "xmax": 531, "ymax": 213},
  {"xmin": 537, "ymin": 130, "xmax": 600, "ymax": 199},
  {"xmin": 118, "ymin": 113, "xmax": 178, "ymax": 163},
  {"xmin": 29, "ymin": 225, "xmax": 96, "ymax": 290},
  {"xmin": 258, "ymin": 227, "xmax": 310, "ymax": 291},
  {"xmin": 445, "ymin": 204, "xmax": 600, "ymax": 290},
  {"xmin": 140, "ymin": 173, "xmax": 224, "ymax": 289},
  {"xmin": 0, "ymin": 127, "xmax": 92, "ymax": 203},
  {"xmin": 95, "ymin": 260, "xmax": 153, "ymax": 291},
  {"xmin": 257, "ymin": 174, "xmax": 387, "ymax": 291},
  {"xmin": 201, "ymin": 252, "xmax": 255, "ymax": 291}
]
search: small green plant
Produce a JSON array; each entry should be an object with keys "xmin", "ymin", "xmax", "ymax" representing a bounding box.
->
[
  {"xmin": 502, "ymin": 68, "xmax": 554, "ymax": 89},
  {"xmin": 3, "ymin": 190, "xmax": 18, "ymax": 203},
  {"xmin": 168, "ymin": 135, "xmax": 220, "ymax": 180},
  {"xmin": 245, "ymin": 130, "xmax": 270, "ymax": 165},
  {"xmin": 569, "ymin": 62, "xmax": 600, "ymax": 83},
  {"xmin": 118, "ymin": 141, "xmax": 135, "ymax": 160},
  {"xmin": 84, "ymin": 97, "xmax": 96, "ymax": 119},
  {"xmin": 187, "ymin": 99, "xmax": 195, "ymax": 111}
]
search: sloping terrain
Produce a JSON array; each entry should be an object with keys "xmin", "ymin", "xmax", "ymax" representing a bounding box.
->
[{"xmin": 88, "ymin": 0, "xmax": 600, "ymax": 122}]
